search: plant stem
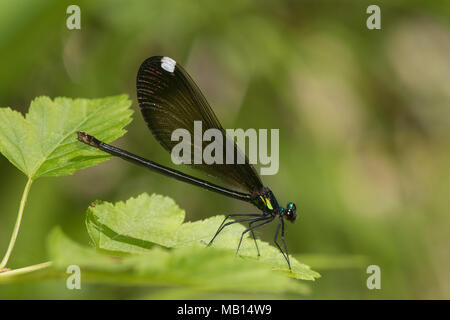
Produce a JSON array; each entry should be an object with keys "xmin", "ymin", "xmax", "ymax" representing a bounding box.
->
[
  {"xmin": 0, "ymin": 261, "xmax": 52, "ymax": 278},
  {"xmin": 0, "ymin": 177, "xmax": 33, "ymax": 270}
]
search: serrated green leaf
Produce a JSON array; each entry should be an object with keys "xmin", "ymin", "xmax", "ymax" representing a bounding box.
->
[
  {"xmin": 48, "ymin": 227, "xmax": 309, "ymax": 295},
  {"xmin": 86, "ymin": 194, "xmax": 185, "ymax": 253},
  {"xmin": 0, "ymin": 95, "xmax": 133, "ymax": 179},
  {"xmin": 86, "ymin": 193, "xmax": 320, "ymax": 281}
]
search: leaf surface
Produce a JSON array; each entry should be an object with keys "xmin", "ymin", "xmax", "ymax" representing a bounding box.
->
[
  {"xmin": 49, "ymin": 227, "xmax": 309, "ymax": 295},
  {"xmin": 0, "ymin": 95, "xmax": 133, "ymax": 178},
  {"xmin": 86, "ymin": 193, "xmax": 321, "ymax": 281}
]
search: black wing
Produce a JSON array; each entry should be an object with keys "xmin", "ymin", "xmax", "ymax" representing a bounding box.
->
[{"xmin": 136, "ymin": 56, "xmax": 263, "ymax": 193}]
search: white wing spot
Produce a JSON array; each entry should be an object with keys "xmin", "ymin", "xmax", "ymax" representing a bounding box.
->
[{"xmin": 161, "ymin": 56, "xmax": 176, "ymax": 73}]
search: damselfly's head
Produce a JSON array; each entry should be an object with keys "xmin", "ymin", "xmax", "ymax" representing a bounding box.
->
[{"xmin": 284, "ymin": 202, "xmax": 297, "ymax": 223}]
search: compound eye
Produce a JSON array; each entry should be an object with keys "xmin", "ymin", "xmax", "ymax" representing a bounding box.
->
[
  {"xmin": 288, "ymin": 202, "xmax": 296, "ymax": 212},
  {"xmin": 285, "ymin": 202, "xmax": 297, "ymax": 222}
]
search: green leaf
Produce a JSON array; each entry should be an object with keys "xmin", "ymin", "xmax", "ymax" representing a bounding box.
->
[
  {"xmin": 48, "ymin": 227, "xmax": 309, "ymax": 296},
  {"xmin": 86, "ymin": 193, "xmax": 321, "ymax": 281},
  {"xmin": 0, "ymin": 95, "xmax": 133, "ymax": 179},
  {"xmin": 86, "ymin": 194, "xmax": 185, "ymax": 252}
]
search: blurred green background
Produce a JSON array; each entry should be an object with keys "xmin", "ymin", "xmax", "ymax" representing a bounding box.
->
[{"xmin": 1, "ymin": 0, "xmax": 449, "ymax": 299}]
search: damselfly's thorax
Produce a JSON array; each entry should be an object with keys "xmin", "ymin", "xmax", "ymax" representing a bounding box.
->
[
  {"xmin": 250, "ymin": 187, "xmax": 280, "ymax": 214},
  {"xmin": 250, "ymin": 187, "xmax": 297, "ymax": 222}
]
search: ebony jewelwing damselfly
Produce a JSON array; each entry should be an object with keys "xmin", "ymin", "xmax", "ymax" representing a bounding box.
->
[{"xmin": 77, "ymin": 56, "xmax": 298, "ymax": 270}]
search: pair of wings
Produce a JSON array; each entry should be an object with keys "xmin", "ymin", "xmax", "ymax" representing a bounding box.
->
[{"xmin": 136, "ymin": 56, "xmax": 263, "ymax": 194}]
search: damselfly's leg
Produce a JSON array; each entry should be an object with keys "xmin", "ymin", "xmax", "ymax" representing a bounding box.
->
[
  {"xmin": 249, "ymin": 219, "xmax": 262, "ymax": 256},
  {"xmin": 280, "ymin": 216, "xmax": 291, "ymax": 270},
  {"xmin": 207, "ymin": 214, "xmax": 262, "ymax": 247},
  {"xmin": 274, "ymin": 216, "xmax": 291, "ymax": 270},
  {"xmin": 235, "ymin": 215, "xmax": 274, "ymax": 257}
]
